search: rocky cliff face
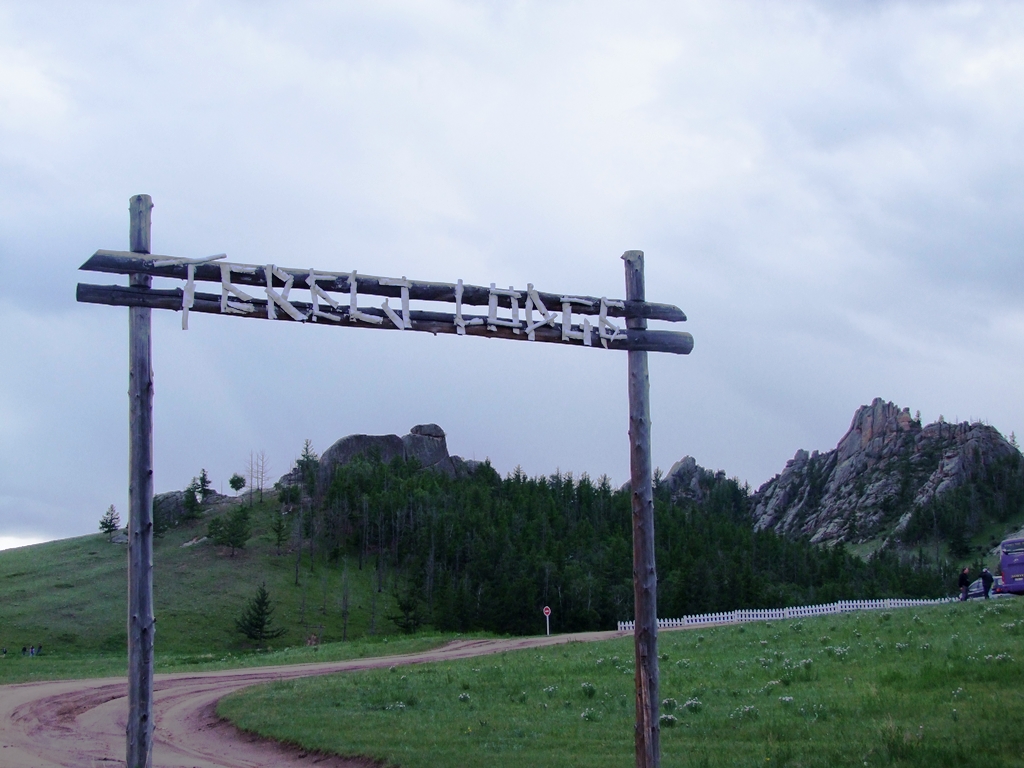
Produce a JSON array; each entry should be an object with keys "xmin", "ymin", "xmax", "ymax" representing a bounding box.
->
[
  {"xmin": 751, "ymin": 398, "xmax": 1020, "ymax": 544},
  {"xmin": 278, "ymin": 424, "xmax": 481, "ymax": 491}
]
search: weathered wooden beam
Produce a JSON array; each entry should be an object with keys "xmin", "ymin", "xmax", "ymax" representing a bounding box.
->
[
  {"xmin": 76, "ymin": 283, "xmax": 694, "ymax": 355},
  {"xmin": 624, "ymin": 250, "xmax": 660, "ymax": 768},
  {"xmin": 126, "ymin": 195, "xmax": 155, "ymax": 768},
  {"xmin": 78, "ymin": 250, "xmax": 687, "ymax": 323}
]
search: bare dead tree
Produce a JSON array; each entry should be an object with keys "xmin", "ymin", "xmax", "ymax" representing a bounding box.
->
[
  {"xmin": 256, "ymin": 449, "xmax": 270, "ymax": 503},
  {"xmin": 369, "ymin": 583, "xmax": 377, "ymax": 635},
  {"xmin": 247, "ymin": 451, "xmax": 257, "ymax": 508},
  {"xmin": 377, "ymin": 509, "xmax": 385, "ymax": 594},
  {"xmin": 341, "ymin": 560, "xmax": 350, "ymax": 641},
  {"xmin": 426, "ymin": 526, "xmax": 435, "ymax": 612},
  {"xmin": 294, "ymin": 504, "xmax": 303, "ymax": 587},
  {"xmin": 308, "ymin": 509, "xmax": 319, "ymax": 575},
  {"xmin": 359, "ymin": 495, "xmax": 368, "ymax": 571}
]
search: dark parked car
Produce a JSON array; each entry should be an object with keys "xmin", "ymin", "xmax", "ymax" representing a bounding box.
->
[{"xmin": 967, "ymin": 575, "xmax": 1013, "ymax": 600}]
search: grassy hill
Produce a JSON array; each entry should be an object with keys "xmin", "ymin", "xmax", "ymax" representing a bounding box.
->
[
  {"xmin": 0, "ymin": 494, "xmax": 401, "ymax": 663},
  {"xmin": 0, "ymin": 453, "xmax": 957, "ymax": 670}
]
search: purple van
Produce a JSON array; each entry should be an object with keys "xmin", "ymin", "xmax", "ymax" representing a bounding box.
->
[{"xmin": 998, "ymin": 538, "xmax": 1024, "ymax": 595}]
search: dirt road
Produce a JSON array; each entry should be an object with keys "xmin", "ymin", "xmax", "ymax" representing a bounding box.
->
[{"xmin": 0, "ymin": 630, "xmax": 627, "ymax": 767}]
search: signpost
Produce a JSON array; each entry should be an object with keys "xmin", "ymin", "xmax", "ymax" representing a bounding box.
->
[
  {"xmin": 543, "ymin": 605, "xmax": 551, "ymax": 636},
  {"xmin": 77, "ymin": 195, "xmax": 693, "ymax": 768}
]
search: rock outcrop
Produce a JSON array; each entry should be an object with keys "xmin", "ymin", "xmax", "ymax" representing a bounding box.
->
[
  {"xmin": 661, "ymin": 455, "xmax": 726, "ymax": 504},
  {"xmin": 751, "ymin": 398, "xmax": 1020, "ymax": 544},
  {"xmin": 152, "ymin": 490, "xmax": 232, "ymax": 531},
  {"xmin": 275, "ymin": 424, "xmax": 480, "ymax": 491}
]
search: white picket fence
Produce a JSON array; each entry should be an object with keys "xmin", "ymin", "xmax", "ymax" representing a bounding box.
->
[{"xmin": 616, "ymin": 597, "xmax": 955, "ymax": 632}]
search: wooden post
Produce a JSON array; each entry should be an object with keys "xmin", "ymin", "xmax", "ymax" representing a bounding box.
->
[
  {"xmin": 127, "ymin": 194, "xmax": 155, "ymax": 768},
  {"xmin": 623, "ymin": 250, "xmax": 659, "ymax": 768}
]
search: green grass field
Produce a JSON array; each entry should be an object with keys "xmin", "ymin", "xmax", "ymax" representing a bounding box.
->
[
  {"xmin": 0, "ymin": 497, "xmax": 426, "ymax": 684},
  {"xmin": 6, "ymin": 492, "xmax": 1024, "ymax": 764},
  {"xmin": 220, "ymin": 598, "xmax": 1024, "ymax": 768}
]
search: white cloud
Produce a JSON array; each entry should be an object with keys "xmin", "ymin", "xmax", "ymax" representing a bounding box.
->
[
  {"xmin": 0, "ymin": 535, "xmax": 50, "ymax": 552},
  {"xmin": 0, "ymin": 0, "xmax": 1022, "ymax": 538},
  {"xmin": 0, "ymin": 40, "xmax": 69, "ymax": 135}
]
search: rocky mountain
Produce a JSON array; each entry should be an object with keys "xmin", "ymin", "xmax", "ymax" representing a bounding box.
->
[
  {"xmin": 277, "ymin": 424, "xmax": 482, "ymax": 491},
  {"xmin": 750, "ymin": 398, "xmax": 1021, "ymax": 545},
  {"xmin": 269, "ymin": 404, "xmax": 1019, "ymax": 550}
]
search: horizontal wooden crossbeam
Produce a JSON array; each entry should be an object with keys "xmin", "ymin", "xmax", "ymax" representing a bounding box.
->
[
  {"xmin": 79, "ymin": 251, "xmax": 687, "ymax": 322},
  {"xmin": 76, "ymin": 283, "xmax": 694, "ymax": 354}
]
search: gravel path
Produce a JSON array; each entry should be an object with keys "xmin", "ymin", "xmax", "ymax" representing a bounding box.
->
[{"xmin": 0, "ymin": 631, "xmax": 627, "ymax": 767}]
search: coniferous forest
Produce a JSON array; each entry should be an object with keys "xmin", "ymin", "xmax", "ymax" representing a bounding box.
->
[
  {"xmin": 900, "ymin": 452, "xmax": 1024, "ymax": 558},
  {"xmin": 277, "ymin": 451, "xmax": 949, "ymax": 636}
]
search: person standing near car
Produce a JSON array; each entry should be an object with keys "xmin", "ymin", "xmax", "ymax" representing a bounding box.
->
[
  {"xmin": 959, "ymin": 567, "xmax": 971, "ymax": 601},
  {"xmin": 981, "ymin": 567, "xmax": 994, "ymax": 599}
]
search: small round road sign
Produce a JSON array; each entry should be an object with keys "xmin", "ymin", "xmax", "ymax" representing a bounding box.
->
[{"xmin": 543, "ymin": 606, "xmax": 551, "ymax": 616}]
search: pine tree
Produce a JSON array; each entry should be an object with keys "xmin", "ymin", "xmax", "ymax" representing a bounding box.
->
[
  {"xmin": 387, "ymin": 582, "xmax": 423, "ymax": 634},
  {"xmin": 99, "ymin": 505, "xmax": 120, "ymax": 540},
  {"xmin": 198, "ymin": 468, "xmax": 213, "ymax": 500},
  {"xmin": 208, "ymin": 506, "xmax": 251, "ymax": 556},
  {"xmin": 235, "ymin": 582, "xmax": 286, "ymax": 645},
  {"xmin": 270, "ymin": 509, "xmax": 288, "ymax": 554},
  {"xmin": 183, "ymin": 478, "xmax": 202, "ymax": 521},
  {"xmin": 225, "ymin": 506, "xmax": 251, "ymax": 554},
  {"xmin": 296, "ymin": 440, "xmax": 319, "ymax": 495}
]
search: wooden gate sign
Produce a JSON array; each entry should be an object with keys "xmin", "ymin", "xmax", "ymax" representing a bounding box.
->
[
  {"xmin": 77, "ymin": 195, "xmax": 692, "ymax": 768},
  {"xmin": 77, "ymin": 251, "xmax": 693, "ymax": 355}
]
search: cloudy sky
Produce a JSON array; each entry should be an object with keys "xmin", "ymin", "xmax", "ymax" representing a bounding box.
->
[{"xmin": 1, "ymin": 1, "xmax": 1022, "ymax": 547}]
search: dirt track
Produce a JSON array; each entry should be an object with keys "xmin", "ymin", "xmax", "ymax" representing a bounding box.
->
[{"xmin": 0, "ymin": 631, "xmax": 627, "ymax": 767}]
